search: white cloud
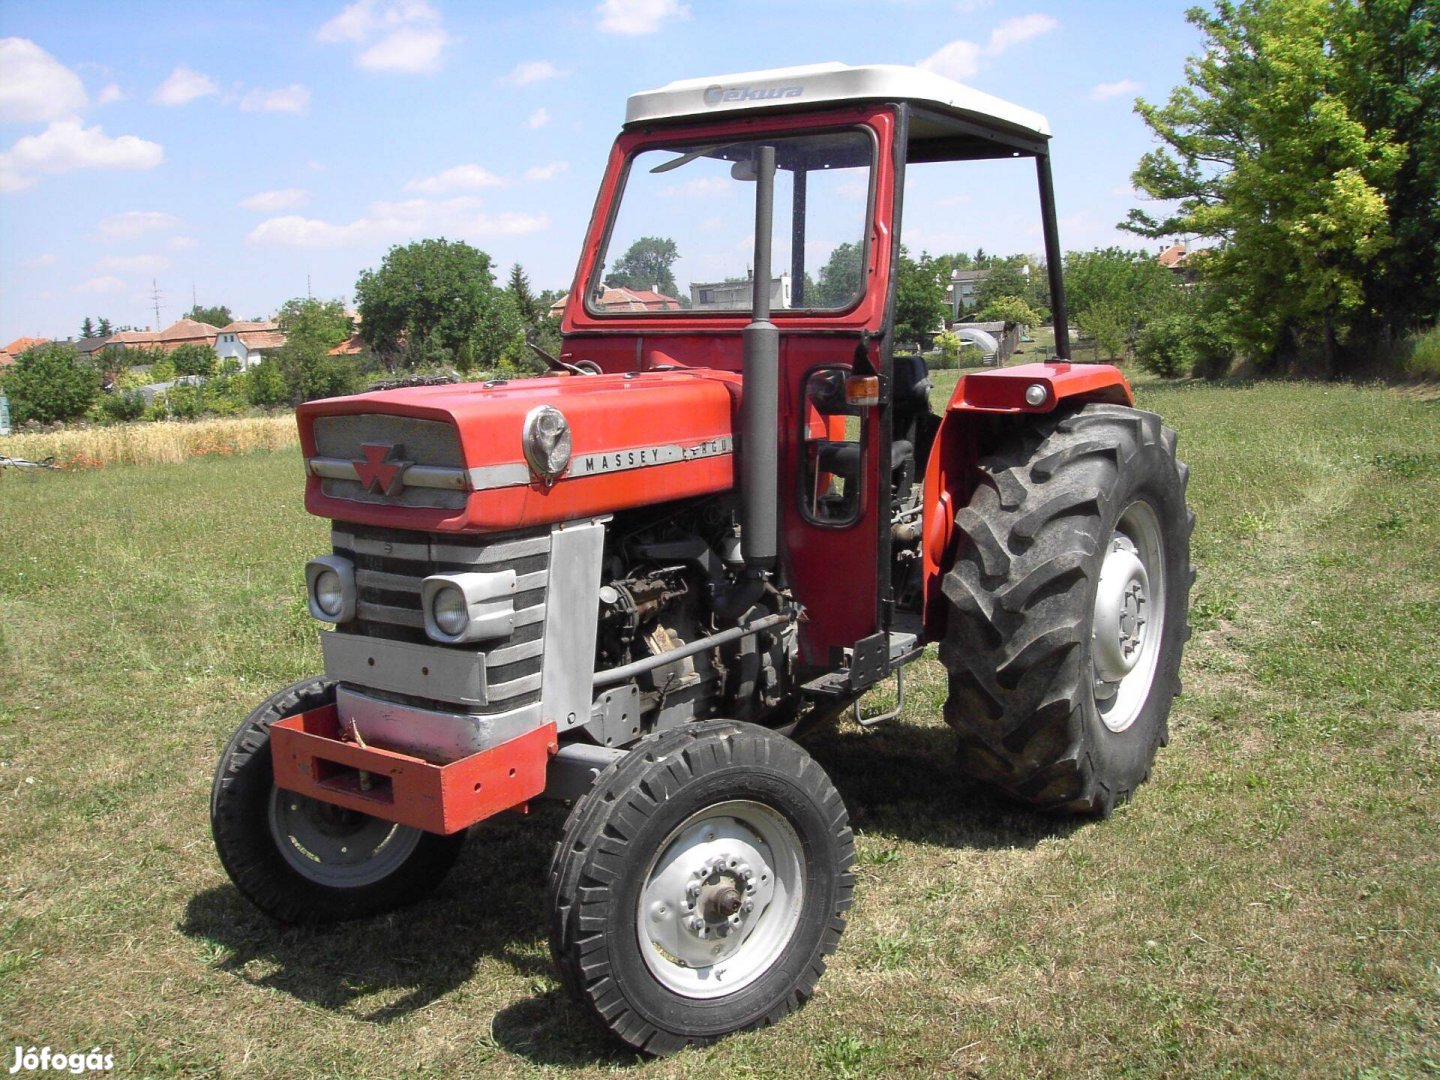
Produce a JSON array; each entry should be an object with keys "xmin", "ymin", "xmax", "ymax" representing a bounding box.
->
[
  {"xmin": 405, "ymin": 163, "xmax": 506, "ymax": 193},
  {"xmin": 74, "ymin": 275, "xmax": 127, "ymax": 295},
  {"xmin": 500, "ymin": 60, "xmax": 562, "ymax": 86},
  {"xmin": 240, "ymin": 187, "xmax": 309, "ymax": 211},
  {"xmin": 662, "ymin": 175, "xmax": 731, "ymax": 198},
  {"xmin": 306, "ymin": 160, "xmax": 327, "ymax": 172},
  {"xmin": 0, "ymin": 39, "xmax": 88, "ymax": 123},
  {"xmin": 95, "ymin": 82, "xmax": 125, "ymax": 106},
  {"xmin": 152, "ymin": 66, "xmax": 218, "ymax": 106},
  {"xmin": 1091, "ymin": 78, "xmax": 1142, "ymax": 101},
  {"xmin": 987, "ymin": 14, "xmax": 1058, "ymax": 51},
  {"xmin": 523, "ymin": 161, "xmax": 569, "ymax": 182},
  {"xmin": 596, "ymin": 0, "xmax": 689, "ymax": 35},
  {"xmin": 239, "ymin": 84, "xmax": 311, "ymax": 113},
  {"xmin": 95, "ymin": 254, "xmax": 171, "ymax": 273},
  {"xmin": 169, "ymin": 236, "xmax": 199, "ymax": 251},
  {"xmin": 527, "ymin": 107, "xmax": 550, "ymax": 129},
  {"xmin": 320, "ymin": 1, "xmax": 451, "ymax": 73},
  {"xmin": 918, "ymin": 13, "xmax": 1059, "ymax": 82},
  {"xmin": 955, "ymin": 0, "xmax": 993, "ymax": 11},
  {"xmin": 916, "ymin": 39, "xmax": 982, "ymax": 81},
  {"xmin": 1, "ymin": 121, "xmax": 164, "ymax": 193},
  {"xmin": 358, "ymin": 27, "xmax": 449, "ymax": 72},
  {"xmin": 97, "ymin": 210, "xmax": 180, "ymax": 242},
  {"xmin": 248, "ymin": 197, "xmax": 549, "ymax": 248},
  {"xmin": 23, "ymin": 253, "xmax": 59, "ymax": 268}
]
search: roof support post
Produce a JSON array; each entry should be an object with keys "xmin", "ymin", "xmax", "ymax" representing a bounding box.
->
[{"xmin": 1035, "ymin": 152, "xmax": 1069, "ymax": 360}]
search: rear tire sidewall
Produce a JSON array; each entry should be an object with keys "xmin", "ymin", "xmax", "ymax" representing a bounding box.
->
[
  {"xmin": 604, "ymin": 765, "xmax": 842, "ymax": 1039},
  {"xmin": 1080, "ymin": 436, "xmax": 1189, "ymax": 791}
]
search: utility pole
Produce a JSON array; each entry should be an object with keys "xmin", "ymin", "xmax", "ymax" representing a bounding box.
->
[
  {"xmin": 307, "ymin": 272, "xmax": 313, "ymax": 299},
  {"xmin": 150, "ymin": 279, "xmax": 164, "ymax": 330}
]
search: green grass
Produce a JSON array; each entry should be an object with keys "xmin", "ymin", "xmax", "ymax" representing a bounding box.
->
[{"xmin": 2, "ymin": 377, "xmax": 1438, "ymax": 1078}]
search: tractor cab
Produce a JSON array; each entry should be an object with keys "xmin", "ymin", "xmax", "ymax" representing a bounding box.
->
[{"xmin": 557, "ymin": 63, "xmax": 1082, "ymax": 684}]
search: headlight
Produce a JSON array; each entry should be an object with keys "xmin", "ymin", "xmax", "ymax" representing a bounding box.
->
[
  {"xmin": 431, "ymin": 585, "xmax": 469, "ymax": 637},
  {"xmin": 305, "ymin": 555, "xmax": 356, "ymax": 623},
  {"xmin": 314, "ymin": 570, "xmax": 345, "ymax": 616},
  {"xmin": 421, "ymin": 570, "xmax": 518, "ymax": 644},
  {"xmin": 523, "ymin": 405, "xmax": 571, "ymax": 484}
]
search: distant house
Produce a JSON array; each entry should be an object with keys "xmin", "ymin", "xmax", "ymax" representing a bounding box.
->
[
  {"xmin": 328, "ymin": 332, "xmax": 367, "ymax": 356},
  {"xmin": 946, "ymin": 269, "xmax": 989, "ymax": 319},
  {"xmin": 2, "ymin": 336, "xmax": 50, "ymax": 360},
  {"xmin": 215, "ymin": 321, "xmax": 286, "ymax": 369},
  {"xmin": 552, "ymin": 286, "xmax": 683, "ymax": 314},
  {"xmin": 689, "ymin": 273, "xmax": 791, "ymax": 311},
  {"xmin": 106, "ymin": 319, "xmax": 223, "ymax": 354},
  {"xmin": 1158, "ymin": 242, "xmax": 1197, "ymax": 285},
  {"xmin": 0, "ymin": 350, "xmax": 13, "ymax": 370}
]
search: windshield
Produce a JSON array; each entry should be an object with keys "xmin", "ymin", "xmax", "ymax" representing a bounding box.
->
[{"xmin": 589, "ymin": 129, "xmax": 874, "ymax": 315}]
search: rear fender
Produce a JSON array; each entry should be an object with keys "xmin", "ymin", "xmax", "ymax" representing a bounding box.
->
[{"xmin": 919, "ymin": 362, "xmax": 1132, "ymax": 637}]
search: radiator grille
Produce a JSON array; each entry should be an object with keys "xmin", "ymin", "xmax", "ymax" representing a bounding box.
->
[
  {"xmin": 312, "ymin": 414, "xmax": 467, "ymax": 509},
  {"xmin": 331, "ymin": 523, "xmax": 549, "ymax": 712}
]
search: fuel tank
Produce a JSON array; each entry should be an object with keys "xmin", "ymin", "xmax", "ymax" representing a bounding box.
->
[{"xmin": 297, "ymin": 369, "xmax": 742, "ymax": 532}]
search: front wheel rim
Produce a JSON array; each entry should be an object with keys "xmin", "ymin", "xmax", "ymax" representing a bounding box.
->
[
  {"xmin": 1092, "ymin": 499, "xmax": 1167, "ymax": 734},
  {"xmin": 267, "ymin": 787, "xmax": 423, "ymax": 888},
  {"xmin": 637, "ymin": 800, "xmax": 805, "ymax": 999}
]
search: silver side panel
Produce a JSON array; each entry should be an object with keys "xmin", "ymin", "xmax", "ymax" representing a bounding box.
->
[
  {"xmin": 336, "ymin": 686, "xmax": 541, "ymax": 763},
  {"xmin": 541, "ymin": 518, "xmax": 606, "ymax": 731},
  {"xmin": 322, "ymin": 631, "xmax": 486, "ymax": 706}
]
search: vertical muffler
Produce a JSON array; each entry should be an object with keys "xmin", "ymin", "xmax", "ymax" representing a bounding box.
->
[{"xmin": 741, "ymin": 143, "xmax": 778, "ymax": 572}]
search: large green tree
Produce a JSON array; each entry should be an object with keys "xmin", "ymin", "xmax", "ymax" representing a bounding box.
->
[
  {"xmin": 276, "ymin": 297, "xmax": 352, "ymax": 350},
  {"xmin": 811, "ymin": 241, "xmax": 865, "ymax": 308},
  {"xmin": 605, "ymin": 236, "xmax": 679, "ymax": 296},
  {"xmin": 1123, "ymin": 0, "xmax": 1436, "ymax": 369},
  {"xmin": 355, "ymin": 239, "xmax": 504, "ymax": 366},
  {"xmin": 1, "ymin": 343, "xmax": 100, "ymax": 423},
  {"xmin": 186, "ymin": 304, "xmax": 233, "ymax": 328},
  {"xmin": 1064, "ymin": 247, "xmax": 1182, "ymax": 359},
  {"xmin": 894, "ymin": 250, "xmax": 949, "ymax": 343}
]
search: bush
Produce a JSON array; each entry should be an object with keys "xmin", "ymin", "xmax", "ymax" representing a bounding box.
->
[
  {"xmin": 1135, "ymin": 313, "xmax": 1235, "ymax": 379},
  {"xmin": 1, "ymin": 343, "xmax": 100, "ymax": 423},
  {"xmin": 977, "ymin": 295, "xmax": 1043, "ymax": 330},
  {"xmin": 934, "ymin": 329, "xmax": 963, "ymax": 367},
  {"xmin": 101, "ymin": 389, "xmax": 146, "ymax": 422},
  {"xmin": 1404, "ymin": 325, "xmax": 1440, "ymax": 379},
  {"xmin": 169, "ymin": 343, "xmax": 218, "ymax": 379},
  {"xmin": 247, "ymin": 359, "xmax": 289, "ymax": 407}
]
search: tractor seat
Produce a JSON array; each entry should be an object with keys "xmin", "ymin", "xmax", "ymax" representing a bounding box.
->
[{"xmin": 817, "ymin": 439, "xmax": 914, "ymax": 481}]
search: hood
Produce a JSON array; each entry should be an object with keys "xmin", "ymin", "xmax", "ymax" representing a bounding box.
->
[{"xmin": 297, "ymin": 369, "xmax": 742, "ymax": 532}]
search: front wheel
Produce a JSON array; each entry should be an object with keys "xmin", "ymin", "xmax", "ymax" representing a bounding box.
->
[
  {"xmin": 546, "ymin": 720, "xmax": 854, "ymax": 1056},
  {"xmin": 210, "ymin": 677, "xmax": 466, "ymax": 923},
  {"xmin": 940, "ymin": 403, "xmax": 1194, "ymax": 815}
]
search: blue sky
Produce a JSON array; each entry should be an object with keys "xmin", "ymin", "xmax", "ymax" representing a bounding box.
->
[{"xmin": 0, "ymin": 0, "xmax": 1203, "ymax": 344}]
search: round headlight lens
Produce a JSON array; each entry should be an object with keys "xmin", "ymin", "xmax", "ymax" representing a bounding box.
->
[
  {"xmin": 314, "ymin": 569, "xmax": 345, "ymax": 617},
  {"xmin": 523, "ymin": 405, "xmax": 572, "ymax": 482},
  {"xmin": 432, "ymin": 585, "xmax": 469, "ymax": 637}
]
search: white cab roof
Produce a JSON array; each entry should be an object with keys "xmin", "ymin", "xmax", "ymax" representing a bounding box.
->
[{"xmin": 625, "ymin": 62, "xmax": 1050, "ymax": 138}]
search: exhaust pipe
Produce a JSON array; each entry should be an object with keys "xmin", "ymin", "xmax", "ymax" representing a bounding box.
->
[{"xmin": 741, "ymin": 143, "xmax": 778, "ymax": 572}]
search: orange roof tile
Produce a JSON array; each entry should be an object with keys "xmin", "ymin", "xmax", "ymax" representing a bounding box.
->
[
  {"xmin": 2, "ymin": 336, "xmax": 49, "ymax": 354},
  {"xmin": 158, "ymin": 318, "xmax": 222, "ymax": 341}
]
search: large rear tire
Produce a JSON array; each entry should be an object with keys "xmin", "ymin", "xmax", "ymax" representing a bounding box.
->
[
  {"xmin": 939, "ymin": 403, "xmax": 1194, "ymax": 815},
  {"xmin": 210, "ymin": 677, "xmax": 467, "ymax": 923},
  {"xmin": 546, "ymin": 720, "xmax": 854, "ymax": 1056}
]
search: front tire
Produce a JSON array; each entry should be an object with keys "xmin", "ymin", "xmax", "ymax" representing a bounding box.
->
[
  {"xmin": 210, "ymin": 677, "xmax": 466, "ymax": 924},
  {"xmin": 940, "ymin": 403, "xmax": 1194, "ymax": 815},
  {"xmin": 547, "ymin": 720, "xmax": 854, "ymax": 1056}
]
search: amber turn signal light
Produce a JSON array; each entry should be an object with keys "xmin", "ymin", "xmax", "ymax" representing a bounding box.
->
[{"xmin": 844, "ymin": 374, "xmax": 881, "ymax": 407}]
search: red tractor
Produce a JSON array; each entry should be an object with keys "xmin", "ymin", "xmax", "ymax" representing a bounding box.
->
[{"xmin": 211, "ymin": 63, "xmax": 1192, "ymax": 1055}]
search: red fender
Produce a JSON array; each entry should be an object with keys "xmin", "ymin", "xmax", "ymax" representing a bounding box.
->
[{"xmin": 919, "ymin": 362, "xmax": 1133, "ymax": 638}]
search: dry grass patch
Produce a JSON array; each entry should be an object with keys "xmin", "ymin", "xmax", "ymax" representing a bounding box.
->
[{"xmin": 1, "ymin": 414, "xmax": 297, "ymax": 469}]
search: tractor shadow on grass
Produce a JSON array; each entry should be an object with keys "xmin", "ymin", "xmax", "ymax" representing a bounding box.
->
[
  {"xmin": 181, "ymin": 803, "xmax": 631, "ymax": 1064},
  {"xmin": 182, "ymin": 718, "xmax": 1090, "ymax": 1069},
  {"xmin": 802, "ymin": 717, "xmax": 1092, "ymax": 852}
]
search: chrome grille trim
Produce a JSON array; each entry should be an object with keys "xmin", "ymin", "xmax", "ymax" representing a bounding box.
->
[{"xmin": 330, "ymin": 523, "xmax": 551, "ymax": 713}]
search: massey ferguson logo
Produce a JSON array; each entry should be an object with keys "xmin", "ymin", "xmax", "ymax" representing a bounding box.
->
[
  {"xmin": 353, "ymin": 442, "xmax": 411, "ymax": 496},
  {"xmin": 703, "ymin": 83, "xmax": 804, "ymax": 106}
]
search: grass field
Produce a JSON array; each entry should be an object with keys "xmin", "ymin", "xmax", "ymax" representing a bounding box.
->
[{"xmin": 2, "ymin": 374, "xmax": 1437, "ymax": 1078}]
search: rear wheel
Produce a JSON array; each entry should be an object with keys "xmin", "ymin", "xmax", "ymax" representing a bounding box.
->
[
  {"xmin": 939, "ymin": 403, "xmax": 1194, "ymax": 815},
  {"xmin": 210, "ymin": 677, "xmax": 466, "ymax": 923},
  {"xmin": 547, "ymin": 720, "xmax": 854, "ymax": 1055}
]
